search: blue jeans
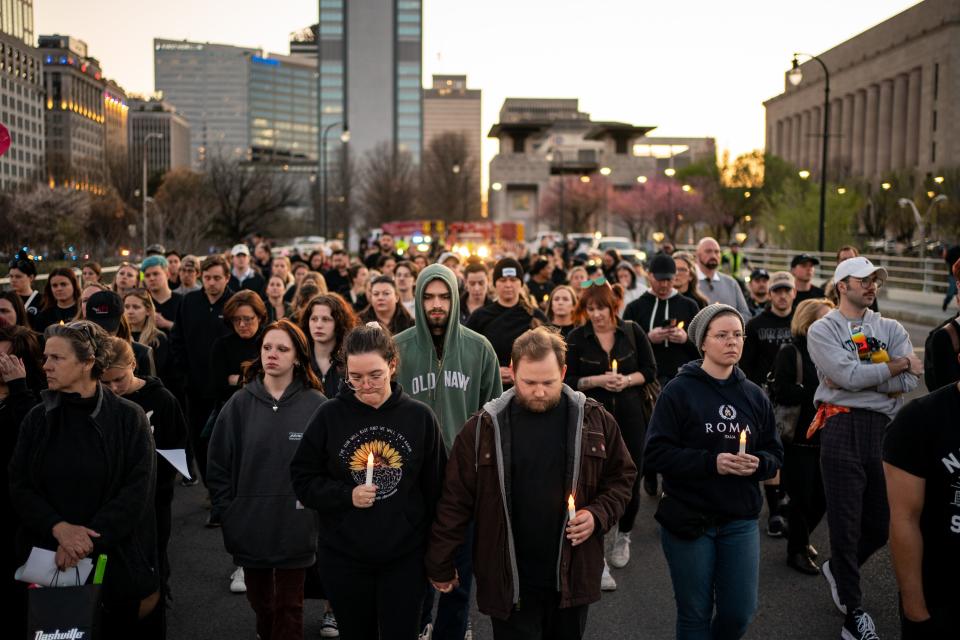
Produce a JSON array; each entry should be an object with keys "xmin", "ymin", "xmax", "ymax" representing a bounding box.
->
[
  {"xmin": 421, "ymin": 523, "xmax": 474, "ymax": 640},
  {"xmin": 660, "ymin": 518, "xmax": 760, "ymax": 640}
]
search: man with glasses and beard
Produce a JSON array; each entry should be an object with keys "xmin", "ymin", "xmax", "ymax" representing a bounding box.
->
[
  {"xmin": 694, "ymin": 238, "xmax": 750, "ymax": 317},
  {"xmin": 427, "ymin": 327, "xmax": 635, "ymax": 640},
  {"xmin": 395, "ymin": 264, "xmax": 502, "ymax": 640},
  {"xmin": 807, "ymin": 257, "xmax": 922, "ymax": 640}
]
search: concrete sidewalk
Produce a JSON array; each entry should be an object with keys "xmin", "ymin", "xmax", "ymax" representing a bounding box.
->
[{"xmin": 878, "ymin": 289, "xmax": 956, "ymax": 328}]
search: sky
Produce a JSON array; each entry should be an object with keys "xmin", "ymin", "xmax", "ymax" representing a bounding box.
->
[{"xmin": 37, "ymin": 0, "xmax": 921, "ymax": 186}]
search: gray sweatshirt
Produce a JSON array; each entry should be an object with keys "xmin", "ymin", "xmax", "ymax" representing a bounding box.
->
[
  {"xmin": 698, "ymin": 269, "xmax": 750, "ymax": 317},
  {"xmin": 207, "ymin": 377, "xmax": 327, "ymax": 569},
  {"xmin": 807, "ymin": 308, "xmax": 919, "ymax": 419}
]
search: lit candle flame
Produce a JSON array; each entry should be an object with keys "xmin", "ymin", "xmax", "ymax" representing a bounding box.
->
[
  {"xmin": 567, "ymin": 494, "xmax": 576, "ymax": 521},
  {"xmin": 365, "ymin": 452, "xmax": 375, "ymax": 486},
  {"xmin": 677, "ymin": 321, "xmax": 684, "ymax": 330},
  {"xmin": 543, "ymin": 294, "xmax": 549, "ymax": 302},
  {"xmin": 738, "ymin": 430, "xmax": 747, "ymax": 455},
  {"xmin": 611, "ymin": 359, "xmax": 618, "ymax": 373}
]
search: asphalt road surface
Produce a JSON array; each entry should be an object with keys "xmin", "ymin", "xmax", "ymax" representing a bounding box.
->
[{"xmin": 166, "ymin": 321, "xmax": 933, "ymax": 639}]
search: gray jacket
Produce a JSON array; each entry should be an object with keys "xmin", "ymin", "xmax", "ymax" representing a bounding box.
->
[
  {"xmin": 807, "ymin": 308, "xmax": 919, "ymax": 419},
  {"xmin": 698, "ymin": 270, "xmax": 750, "ymax": 317},
  {"xmin": 207, "ymin": 377, "xmax": 326, "ymax": 569}
]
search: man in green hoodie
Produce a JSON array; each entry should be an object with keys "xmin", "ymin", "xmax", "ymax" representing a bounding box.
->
[{"xmin": 395, "ymin": 263, "xmax": 502, "ymax": 640}]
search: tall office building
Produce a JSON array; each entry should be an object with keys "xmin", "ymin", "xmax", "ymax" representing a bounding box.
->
[
  {"xmin": 0, "ymin": 0, "xmax": 43, "ymax": 191},
  {"xmin": 296, "ymin": 0, "xmax": 423, "ymax": 167},
  {"xmin": 423, "ymin": 74, "xmax": 481, "ymax": 213},
  {"xmin": 128, "ymin": 97, "xmax": 190, "ymax": 179},
  {"xmin": 248, "ymin": 52, "xmax": 318, "ymax": 166},
  {"xmin": 103, "ymin": 78, "xmax": 128, "ymax": 166},
  {"xmin": 154, "ymin": 39, "xmax": 259, "ymax": 166},
  {"xmin": 40, "ymin": 35, "xmax": 111, "ymax": 192}
]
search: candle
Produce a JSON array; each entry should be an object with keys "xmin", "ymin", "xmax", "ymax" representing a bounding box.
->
[
  {"xmin": 677, "ymin": 321, "xmax": 684, "ymax": 330},
  {"xmin": 738, "ymin": 430, "xmax": 747, "ymax": 455},
  {"xmin": 543, "ymin": 294, "xmax": 549, "ymax": 303},
  {"xmin": 611, "ymin": 359, "xmax": 618, "ymax": 374},
  {"xmin": 567, "ymin": 494, "xmax": 576, "ymax": 522},
  {"xmin": 365, "ymin": 452, "xmax": 374, "ymax": 486}
]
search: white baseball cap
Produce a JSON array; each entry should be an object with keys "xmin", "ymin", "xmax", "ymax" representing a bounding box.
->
[
  {"xmin": 834, "ymin": 256, "xmax": 888, "ymax": 283},
  {"xmin": 231, "ymin": 244, "xmax": 250, "ymax": 256}
]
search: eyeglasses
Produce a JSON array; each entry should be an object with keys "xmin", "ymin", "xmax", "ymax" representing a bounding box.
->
[
  {"xmin": 232, "ymin": 315, "xmax": 258, "ymax": 326},
  {"xmin": 707, "ymin": 331, "xmax": 745, "ymax": 343},
  {"xmin": 346, "ymin": 370, "xmax": 388, "ymax": 391},
  {"xmin": 580, "ymin": 276, "xmax": 607, "ymax": 289},
  {"xmin": 846, "ymin": 276, "xmax": 883, "ymax": 290}
]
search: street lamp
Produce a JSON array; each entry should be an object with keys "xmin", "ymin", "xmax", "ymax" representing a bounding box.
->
[
  {"xmin": 664, "ymin": 167, "xmax": 676, "ymax": 178},
  {"xmin": 320, "ymin": 121, "xmax": 349, "ymax": 240},
  {"xmin": 788, "ymin": 52, "xmax": 831, "ymax": 252},
  {"xmin": 933, "ymin": 176, "xmax": 944, "ymax": 184},
  {"xmin": 491, "ymin": 182, "xmax": 502, "ymax": 191},
  {"xmin": 141, "ymin": 132, "xmax": 163, "ymax": 258},
  {"xmin": 652, "ymin": 231, "xmax": 665, "ymax": 244},
  {"xmin": 599, "ymin": 166, "xmax": 612, "ymax": 176},
  {"xmin": 798, "ymin": 169, "xmax": 810, "ymax": 180},
  {"xmin": 636, "ymin": 175, "xmax": 647, "ymax": 184},
  {"xmin": 898, "ymin": 194, "xmax": 947, "ymax": 261}
]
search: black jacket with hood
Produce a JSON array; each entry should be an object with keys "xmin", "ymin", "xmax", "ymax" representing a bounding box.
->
[
  {"xmin": 9, "ymin": 385, "xmax": 159, "ymax": 604},
  {"xmin": 644, "ymin": 361, "xmax": 783, "ymax": 520},
  {"xmin": 291, "ymin": 382, "xmax": 447, "ymax": 565},
  {"xmin": 170, "ymin": 287, "xmax": 235, "ymax": 395}
]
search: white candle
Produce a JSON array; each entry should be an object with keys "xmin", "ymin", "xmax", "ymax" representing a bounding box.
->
[
  {"xmin": 611, "ymin": 359, "xmax": 618, "ymax": 374},
  {"xmin": 567, "ymin": 494, "xmax": 576, "ymax": 522},
  {"xmin": 365, "ymin": 452, "xmax": 374, "ymax": 486},
  {"xmin": 738, "ymin": 430, "xmax": 747, "ymax": 455}
]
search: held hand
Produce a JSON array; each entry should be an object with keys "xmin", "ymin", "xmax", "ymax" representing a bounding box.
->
[
  {"xmin": 716, "ymin": 453, "xmax": 758, "ymax": 476},
  {"xmin": 352, "ymin": 484, "xmax": 377, "ymax": 509},
  {"xmin": 596, "ymin": 373, "xmax": 620, "ymax": 392},
  {"xmin": 227, "ymin": 374, "xmax": 240, "ymax": 386},
  {"xmin": 52, "ymin": 522, "xmax": 99, "ymax": 559},
  {"xmin": 55, "ymin": 545, "xmax": 81, "ymax": 570},
  {"xmin": 0, "ymin": 353, "xmax": 26, "ymax": 382},
  {"xmin": 647, "ymin": 327, "xmax": 670, "ymax": 343},
  {"xmin": 500, "ymin": 367, "xmax": 514, "ymax": 385},
  {"xmin": 667, "ymin": 327, "xmax": 688, "ymax": 344},
  {"xmin": 566, "ymin": 509, "xmax": 595, "ymax": 546},
  {"xmin": 430, "ymin": 570, "xmax": 460, "ymax": 594}
]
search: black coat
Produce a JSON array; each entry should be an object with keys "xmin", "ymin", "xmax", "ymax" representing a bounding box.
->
[
  {"xmin": 9, "ymin": 385, "xmax": 159, "ymax": 605},
  {"xmin": 170, "ymin": 288, "xmax": 235, "ymax": 394}
]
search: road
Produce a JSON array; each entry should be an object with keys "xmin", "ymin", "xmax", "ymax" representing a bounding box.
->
[{"xmin": 166, "ymin": 321, "xmax": 932, "ymax": 639}]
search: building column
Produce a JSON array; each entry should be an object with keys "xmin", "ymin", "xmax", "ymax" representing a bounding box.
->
[
  {"xmin": 801, "ymin": 109, "xmax": 811, "ymax": 169},
  {"xmin": 830, "ymin": 98, "xmax": 843, "ymax": 176},
  {"xmin": 810, "ymin": 107, "xmax": 820, "ymax": 175},
  {"xmin": 775, "ymin": 119, "xmax": 784, "ymax": 158},
  {"xmin": 841, "ymin": 94, "xmax": 854, "ymax": 174},
  {"xmin": 905, "ymin": 67, "xmax": 921, "ymax": 168},
  {"xmin": 864, "ymin": 84, "xmax": 880, "ymax": 178},
  {"xmin": 851, "ymin": 89, "xmax": 866, "ymax": 175},
  {"xmin": 792, "ymin": 113, "xmax": 803, "ymax": 167},
  {"xmin": 783, "ymin": 117, "xmax": 793, "ymax": 163},
  {"xmin": 891, "ymin": 73, "xmax": 908, "ymax": 169},
  {"xmin": 876, "ymin": 78, "xmax": 893, "ymax": 175}
]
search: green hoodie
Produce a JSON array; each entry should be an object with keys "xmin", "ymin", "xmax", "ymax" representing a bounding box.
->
[{"xmin": 395, "ymin": 264, "xmax": 503, "ymax": 449}]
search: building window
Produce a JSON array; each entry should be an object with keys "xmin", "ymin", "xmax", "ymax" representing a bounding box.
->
[
  {"xmin": 932, "ymin": 110, "xmax": 937, "ymax": 132},
  {"xmin": 933, "ymin": 63, "xmax": 939, "ymax": 101},
  {"xmin": 512, "ymin": 136, "xmax": 524, "ymax": 154}
]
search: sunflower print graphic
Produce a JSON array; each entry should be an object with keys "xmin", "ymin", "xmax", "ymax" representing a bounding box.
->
[{"xmin": 339, "ymin": 426, "xmax": 412, "ymax": 500}]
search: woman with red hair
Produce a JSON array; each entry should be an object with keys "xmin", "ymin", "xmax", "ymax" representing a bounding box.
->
[{"xmin": 564, "ymin": 278, "xmax": 657, "ymax": 588}]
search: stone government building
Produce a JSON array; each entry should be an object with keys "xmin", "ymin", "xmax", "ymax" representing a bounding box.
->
[{"xmin": 763, "ymin": 0, "xmax": 958, "ymax": 184}]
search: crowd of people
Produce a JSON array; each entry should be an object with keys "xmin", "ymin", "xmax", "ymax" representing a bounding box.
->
[{"xmin": 2, "ymin": 232, "xmax": 959, "ymax": 640}]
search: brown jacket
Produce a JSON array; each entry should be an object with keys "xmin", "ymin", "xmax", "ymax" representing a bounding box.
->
[{"xmin": 425, "ymin": 385, "xmax": 636, "ymax": 620}]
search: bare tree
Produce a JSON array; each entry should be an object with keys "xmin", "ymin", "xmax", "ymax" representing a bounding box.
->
[
  {"xmin": 6, "ymin": 187, "xmax": 91, "ymax": 252},
  {"xmin": 540, "ymin": 176, "xmax": 605, "ymax": 233},
  {"xmin": 86, "ymin": 189, "xmax": 136, "ymax": 256},
  {"xmin": 358, "ymin": 142, "xmax": 418, "ymax": 226},
  {"xmin": 153, "ymin": 168, "xmax": 216, "ymax": 253},
  {"xmin": 207, "ymin": 156, "xmax": 300, "ymax": 241},
  {"xmin": 420, "ymin": 132, "xmax": 478, "ymax": 223}
]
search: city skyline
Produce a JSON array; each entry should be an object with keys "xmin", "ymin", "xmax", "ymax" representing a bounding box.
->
[{"xmin": 36, "ymin": 0, "xmax": 922, "ymax": 184}]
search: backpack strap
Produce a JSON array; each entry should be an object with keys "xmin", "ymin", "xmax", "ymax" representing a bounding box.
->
[
  {"xmin": 793, "ymin": 343, "xmax": 803, "ymax": 386},
  {"xmin": 946, "ymin": 321, "xmax": 960, "ymax": 353}
]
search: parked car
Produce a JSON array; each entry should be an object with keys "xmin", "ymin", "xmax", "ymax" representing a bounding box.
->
[{"xmin": 593, "ymin": 235, "xmax": 634, "ymax": 253}]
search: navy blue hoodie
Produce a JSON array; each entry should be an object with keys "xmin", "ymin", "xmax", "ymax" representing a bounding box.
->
[{"xmin": 643, "ymin": 361, "xmax": 783, "ymax": 520}]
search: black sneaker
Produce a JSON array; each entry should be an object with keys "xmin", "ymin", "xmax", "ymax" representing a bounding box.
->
[
  {"xmin": 842, "ymin": 608, "xmax": 880, "ymax": 640},
  {"xmin": 766, "ymin": 514, "xmax": 786, "ymax": 537},
  {"xmin": 205, "ymin": 512, "xmax": 221, "ymax": 528}
]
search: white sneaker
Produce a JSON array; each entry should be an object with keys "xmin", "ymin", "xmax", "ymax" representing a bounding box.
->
[
  {"xmin": 600, "ymin": 558, "xmax": 617, "ymax": 591},
  {"xmin": 229, "ymin": 567, "xmax": 246, "ymax": 594},
  {"xmin": 320, "ymin": 610, "xmax": 339, "ymax": 638},
  {"xmin": 418, "ymin": 623, "xmax": 433, "ymax": 640},
  {"xmin": 609, "ymin": 531, "xmax": 631, "ymax": 568}
]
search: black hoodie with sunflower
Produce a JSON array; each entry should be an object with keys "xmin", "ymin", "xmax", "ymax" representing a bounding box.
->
[{"xmin": 291, "ymin": 381, "xmax": 447, "ymax": 564}]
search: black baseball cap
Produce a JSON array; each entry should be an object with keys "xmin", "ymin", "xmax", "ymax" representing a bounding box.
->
[
  {"xmin": 749, "ymin": 268, "xmax": 770, "ymax": 280},
  {"xmin": 791, "ymin": 253, "xmax": 821, "ymax": 268},
  {"xmin": 86, "ymin": 290, "xmax": 123, "ymax": 334},
  {"xmin": 648, "ymin": 253, "xmax": 677, "ymax": 281}
]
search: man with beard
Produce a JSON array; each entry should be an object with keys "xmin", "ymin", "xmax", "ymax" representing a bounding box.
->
[
  {"xmin": 395, "ymin": 264, "xmax": 502, "ymax": 640},
  {"xmin": 746, "ymin": 268, "xmax": 770, "ymax": 317},
  {"xmin": 364, "ymin": 231, "xmax": 398, "ymax": 269},
  {"xmin": 807, "ymin": 257, "xmax": 922, "ymax": 640},
  {"xmin": 695, "ymin": 237, "xmax": 750, "ymax": 316},
  {"xmin": 426, "ymin": 327, "xmax": 635, "ymax": 640},
  {"xmin": 324, "ymin": 248, "xmax": 352, "ymax": 296}
]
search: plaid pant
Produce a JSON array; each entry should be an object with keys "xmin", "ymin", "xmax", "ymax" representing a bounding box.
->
[{"xmin": 819, "ymin": 409, "xmax": 890, "ymax": 610}]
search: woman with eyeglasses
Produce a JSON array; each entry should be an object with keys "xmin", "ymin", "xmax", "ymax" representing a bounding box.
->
[
  {"xmin": 10, "ymin": 321, "xmax": 163, "ymax": 638},
  {"xmin": 564, "ymin": 278, "xmax": 657, "ymax": 588},
  {"xmin": 644, "ymin": 303, "xmax": 782, "ymax": 640},
  {"xmin": 291, "ymin": 323, "xmax": 446, "ymax": 639},
  {"xmin": 208, "ymin": 320, "xmax": 327, "ymax": 640}
]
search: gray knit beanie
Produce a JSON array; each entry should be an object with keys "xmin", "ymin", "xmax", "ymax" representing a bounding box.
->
[{"xmin": 687, "ymin": 303, "xmax": 744, "ymax": 354}]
